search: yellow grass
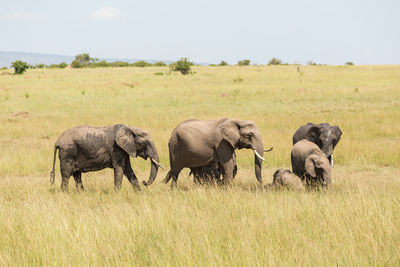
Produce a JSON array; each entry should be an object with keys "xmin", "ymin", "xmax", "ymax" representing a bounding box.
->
[{"xmin": 1, "ymin": 65, "xmax": 400, "ymax": 265}]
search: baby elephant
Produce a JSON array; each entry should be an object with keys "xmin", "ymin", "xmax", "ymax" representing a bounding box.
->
[
  {"xmin": 291, "ymin": 139, "xmax": 332, "ymax": 187},
  {"xmin": 267, "ymin": 169, "xmax": 305, "ymax": 191},
  {"xmin": 190, "ymin": 163, "xmax": 238, "ymax": 185}
]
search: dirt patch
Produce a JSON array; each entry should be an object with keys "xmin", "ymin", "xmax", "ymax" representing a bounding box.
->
[
  {"xmin": 10, "ymin": 111, "xmax": 31, "ymax": 118},
  {"xmin": 1, "ymin": 71, "xmax": 11, "ymax": 75}
]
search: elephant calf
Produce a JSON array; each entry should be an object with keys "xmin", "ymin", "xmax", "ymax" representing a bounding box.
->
[
  {"xmin": 190, "ymin": 163, "xmax": 238, "ymax": 185},
  {"xmin": 291, "ymin": 139, "xmax": 331, "ymax": 187},
  {"xmin": 50, "ymin": 124, "xmax": 162, "ymax": 192},
  {"xmin": 266, "ymin": 168, "xmax": 305, "ymax": 191}
]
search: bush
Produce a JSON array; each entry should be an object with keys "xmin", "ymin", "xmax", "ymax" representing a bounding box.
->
[
  {"xmin": 36, "ymin": 64, "xmax": 46, "ymax": 69},
  {"xmin": 11, "ymin": 60, "xmax": 29, "ymax": 74},
  {"xmin": 170, "ymin": 57, "xmax": 193, "ymax": 75},
  {"xmin": 71, "ymin": 53, "xmax": 94, "ymax": 68},
  {"xmin": 219, "ymin": 61, "xmax": 228, "ymax": 66},
  {"xmin": 153, "ymin": 61, "xmax": 167, "ymax": 67},
  {"xmin": 131, "ymin": 60, "xmax": 152, "ymax": 67},
  {"xmin": 345, "ymin": 62, "xmax": 354, "ymax": 65},
  {"xmin": 268, "ymin": 58, "xmax": 282, "ymax": 65},
  {"xmin": 237, "ymin": 59, "xmax": 250, "ymax": 66}
]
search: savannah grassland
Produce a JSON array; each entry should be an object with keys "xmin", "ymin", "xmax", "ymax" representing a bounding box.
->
[{"xmin": 0, "ymin": 65, "xmax": 400, "ymax": 266}]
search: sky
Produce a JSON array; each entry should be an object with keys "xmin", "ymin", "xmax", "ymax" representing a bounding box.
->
[{"xmin": 0, "ymin": 0, "xmax": 399, "ymax": 65}]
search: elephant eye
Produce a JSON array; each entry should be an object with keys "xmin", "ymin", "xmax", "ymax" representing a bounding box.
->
[{"xmin": 246, "ymin": 133, "xmax": 253, "ymax": 138}]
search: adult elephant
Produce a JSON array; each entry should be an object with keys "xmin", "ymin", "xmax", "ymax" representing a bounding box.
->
[
  {"xmin": 292, "ymin": 123, "xmax": 342, "ymax": 165},
  {"xmin": 161, "ymin": 118, "xmax": 273, "ymax": 188},
  {"xmin": 50, "ymin": 124, "xmax": 162, "ymax": 192}
]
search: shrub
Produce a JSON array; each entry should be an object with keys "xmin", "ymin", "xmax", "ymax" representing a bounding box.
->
[
  {"xmin": 153, "ymin": 61, "xmax": 167, "ymax": 66},
  {"xmin": 111, "ymin": 61, "xmax": 130, "ymax": 67},
  {"xmin": 237, "ymin": 59, "xmax": 250, "ymax": 66},
  {"xmin": 345, "ymin": 62, "xmax": 354, "ymax": 65},
  {"xmin": 11, "ymin": 60, "xmax": 29, "ymax": 74},
  {"xmin": 36, "ymin": 64, "xmax": 46, "ymax": 69},
  {"xmin": 219, "ymin": 61, "xmax": 228, "ymax": 66},
  {"xmin": 71, "ymin": 53, "xmax": 94, "ymax": 68},
  {"xmin": 268, "ymin": 58, "xmax": 282, "ymax": 65},
  {"xmin": 132, "ymin": 60, "xmax": 152, "ymax": 67},
  {"xmin": 170, "ymin": 57, "xmax": 193, "ymax": 75}
]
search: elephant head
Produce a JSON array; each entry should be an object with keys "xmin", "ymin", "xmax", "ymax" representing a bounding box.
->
[
  {"xmin": 294, "ymin": 123, "xmax": 342, "ymax": 164},
  {"xmin": 115, "ymin": 125, "xmax": 161, "ymax": 186},
  {"xmin": 219, "ymin": 119, "xmax": 272, "ymax": 185},
  {"xmin": 304, "ymin": 152, "xmax": 331, "ymax": 187}
]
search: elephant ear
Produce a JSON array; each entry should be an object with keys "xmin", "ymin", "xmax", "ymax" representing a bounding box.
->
[
  {"xmin": 306, "ymin": 126, "xmax": 323, "ymax": 148},
  {"xmin": 115, "ymin": 126, "xmax": 137, "ymax": 157},
  {"xmin": 332, "ymin": 125, "xmax": 342, "ymax": 148},
  {"xmin": 220, "ymin": 120, "xmax": 240, "ymax": 148},
  {"xmin": 305, "ymin": 156, "xmax": 317, "ymax": 177}
]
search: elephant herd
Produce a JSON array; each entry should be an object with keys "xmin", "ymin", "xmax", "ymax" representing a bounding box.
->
[{"xmin": 50, "ymin": 118, "xmax": 342, "ymax": 192}]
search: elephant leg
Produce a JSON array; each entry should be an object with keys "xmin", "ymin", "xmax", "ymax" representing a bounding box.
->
[
  {"xmin": 170, "ymin": 165, "xmax": 183, "ymax": 189},
  {"xmin": 216, "ymin": 142, "xmax": 235, "ymax": 185},
  {"xmin": 124, "ymin": 158, "xmax": 141, "ymax": 191},
  {"xmin": 220, "ymin": 160, "xmax": 235, "ymax": 185},
  {"xmin": 113, "ymin": 163, "xmax": 125, "ymax": 191},
  {"xmin": 60, "ymin": 162, "xmax": 73, "ymax": 192},
  {"xmin": 73, "ymin": 172, "xmax": 84, "ymax": 191}
]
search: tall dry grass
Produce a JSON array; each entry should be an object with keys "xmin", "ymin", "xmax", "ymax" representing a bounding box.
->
[{"xmin": 0, "ymin": 65, "xmax": 400, "ymax": 265}]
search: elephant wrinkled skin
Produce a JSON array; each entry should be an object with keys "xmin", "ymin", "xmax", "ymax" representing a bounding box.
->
[
  {"xmin": 291, "ymin": 139, "xmax": 332, "ymax": 187},
  {"xmin": 266, "ymin": 168, "xmax": 305, "ymax": 191},
  {"xmin": 293, "ymin": 122, "xmax": 342, "ymax": 165},
  {"xmin": 50, "ymin": 124, "xmax": 161, "ymax": 191},
  {"xmin": 163, "ymin": 118, "xmax": 272, "ymax": 188}
]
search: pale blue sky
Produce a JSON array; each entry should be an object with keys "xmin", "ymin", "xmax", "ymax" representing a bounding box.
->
[{"xmin": 0, "ymin": 0, "xmax": 399, "ymax": 64}]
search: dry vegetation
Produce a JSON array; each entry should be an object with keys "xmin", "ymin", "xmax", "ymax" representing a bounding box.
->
[{"xmin": 0, "ymin": 65, "xmax": 400, "ymax": 265}]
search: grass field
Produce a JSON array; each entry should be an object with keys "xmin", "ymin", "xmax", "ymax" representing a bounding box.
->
[{"xmin": 1, "ymin": 65, "xmax": 400, "ymax": 265}]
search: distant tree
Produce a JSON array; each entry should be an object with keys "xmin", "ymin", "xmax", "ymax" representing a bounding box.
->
[
  {"xmin": 219, "ymin": 60, "xmax": 228, "ymax": 66},
  {"xmin": 11, "ymin": 60, "xmax": 29, "ymax": 74},
  {"xmin": 268, "ymin": 58, "xmax": 282, "ymax": 65},
  {"xmin": 170, "ymin": 57, "xmax": 193, "ymax": 75},
  {"xmin": 153, "ymin": 61, "xmax": 167, "ymax": 66},
  {"xmin": 71, "ymin": 53, "xmax": 94, "ymax": 68},
  {"xmin": 345, "ymin": 61, "xmax": 354, "ymax": 65},
  {"xmin": 237, "ymin": 59, "xmax": 250, "ymax": 66},
  {"xmin": 131, "ymin": 60, "xmax": 152, "ymax": 67},
  {"xmin": 36, "ymin": 63, "xmax": 46, "ymax": 69},
  {"xmin": 307, "ymin": 60, "xmax": 317, "ymax": 66}
]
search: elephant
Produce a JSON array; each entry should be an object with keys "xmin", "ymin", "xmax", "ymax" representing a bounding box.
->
[
  {"xmin": 161, "ymin": 118, "xmax": 273, "ymax": 188},
  {"xmin": 266, "ymin": 168, "xmax": 305, "ymax": 191},
  {"xmin": 292, "ymin": 123, "xmax": 342, "ymax": 165},
  {"xmin": 50, "ymin": 124, "xmax": 162, "ymax": 192},
  {"xmin": 189, "ymin": 159, "xmax": 238, "ymax": 185},
  {"xmin": 291, "ymin": 139, "xmax": 331, "ymax": 187}
]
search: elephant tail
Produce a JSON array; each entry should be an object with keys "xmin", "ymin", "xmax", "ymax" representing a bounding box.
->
[
  {"xmin": 163, "ymin": 171, "xmax": 172, "ymax": 184},
  {"xmin": 50, "ymin": 145, "xmax": 58, "ymax": 185}
]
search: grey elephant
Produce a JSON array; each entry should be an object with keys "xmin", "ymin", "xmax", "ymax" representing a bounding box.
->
[
  {"xmin": 190, "ymin": 160, "xmax": 238, "ymax": 185},
  {"xmin": 161, "ymin": 118, "xmax": 272, "ymax": 188},
  {"xmin": 50, "ymin": 124, "xmax": 162, "ymax": 191},
  {"xmin": 266, "ymin": 168, "xmax": 305, "ymax": 191},
  {"xmin": 292, "ymin": 123, "xmax": 342, "ymax": 165},
  {"xmin": 291, "ymin": 139, "xmax": 331, "ymax": 187}
]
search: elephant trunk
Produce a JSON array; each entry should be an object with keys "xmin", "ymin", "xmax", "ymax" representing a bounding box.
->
[
  {"xmin": 322, "ymin": 170, "xmax": 331, "ymax": 188},
  {"xmin": 142, "ymin": 142, "xmax": 159, "ymax": 186}
]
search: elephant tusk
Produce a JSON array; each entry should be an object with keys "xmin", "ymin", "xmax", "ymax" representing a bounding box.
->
[
  {"xmin": 254, "ymin": 150, "xmax": 265, "ymax": 161},
  {"xmin": 331, "ymin": 154, "xmax": 334, "ymax": 167},
  {"xmin": 264, "ymin": 147, "xmax": 273, "ymax": 152},
  {"xmin": 151, "ymin": 158, "xmax": 165, "ymax": 170}
]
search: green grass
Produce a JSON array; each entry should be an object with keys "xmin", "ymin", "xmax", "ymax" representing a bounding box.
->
[{"xmin": 1, "ymin": 65, "xmax": 400, "ymax": 265}]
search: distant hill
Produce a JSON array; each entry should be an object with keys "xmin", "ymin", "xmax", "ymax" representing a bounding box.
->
[{"xmin": 0, "ymin": 51, "xmax": 208, "ymax": 68}]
